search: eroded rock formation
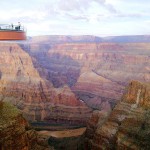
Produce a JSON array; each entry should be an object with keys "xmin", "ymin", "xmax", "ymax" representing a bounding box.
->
[{"xmin": 85, "ymin": 81, "xmax": 150, "ymax": 150}]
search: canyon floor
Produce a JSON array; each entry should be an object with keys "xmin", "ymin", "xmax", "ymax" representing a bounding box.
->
[{"xmin": 38, "ymin": 127, "xmax": 86, "ymax": 138}]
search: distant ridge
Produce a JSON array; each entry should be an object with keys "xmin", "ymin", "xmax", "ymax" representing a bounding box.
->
[
  {"xmin": 30, "ymin": 35, "xmax": 102, "ymax": 43},
  {"xmin": 102, "ymin": 35, "xmax": 150, "ymax": 43},
  {"xmin": 29, "ymin": 35, "xmax": 150, "ymax": 43}
]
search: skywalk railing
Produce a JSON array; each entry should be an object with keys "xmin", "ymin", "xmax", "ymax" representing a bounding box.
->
[{"xmin": 0, "ymin": 24, "xmax": 25, "ymax": 31}]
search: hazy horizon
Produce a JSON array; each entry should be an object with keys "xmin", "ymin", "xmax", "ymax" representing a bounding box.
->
[{"xmin": 29, "ymin": 34, "xmax": 150, "ymax": 37}]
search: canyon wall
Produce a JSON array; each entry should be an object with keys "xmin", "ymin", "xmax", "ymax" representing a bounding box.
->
[
  {"xmin": 85, "ymin": 81, "xmax": 150, "ymax": 150},
  {"xmin": 0, "ymin": 42, "xmax": 92, "ymax": 126},
  {"xmin": 21, "ymin": 38, "xmax": 150, "ymax": 110}
]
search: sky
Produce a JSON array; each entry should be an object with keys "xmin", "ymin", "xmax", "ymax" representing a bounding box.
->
[{"xmin": 0, "ymin": 0, "xmax": 150, "ymax": 36}]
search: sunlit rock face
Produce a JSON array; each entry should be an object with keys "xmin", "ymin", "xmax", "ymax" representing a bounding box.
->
[
  {"xmin": 21, "ymin": 37, "xmax": 150, "ymax": 111},
  {"xmin": 84, "ymin": 81, "xmax": 150, "ymax": 150},
  {"xmin": 0, "ymin": 43, "xmax": 92, "ymax": 125}
]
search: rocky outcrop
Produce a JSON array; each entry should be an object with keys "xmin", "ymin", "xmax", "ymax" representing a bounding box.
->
[
  {"xmin": 85, "ymin": 81, "xmax": 150, "ymax": 150},
  {"xmin": 0, "ymin": 102, "xmax": 51, "ymax": 150},
  {"xmin": 38, "ymin": 128, "xmax": 86, "ymax": 150}
]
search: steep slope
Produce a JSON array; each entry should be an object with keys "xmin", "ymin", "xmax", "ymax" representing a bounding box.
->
[
  {"xmin": 0, "ymin": 42, "xmax": 92, "ymax": 126},
  {"xmin": 85, "ymin": 81, "xmax": 150, "ymax": 150}
]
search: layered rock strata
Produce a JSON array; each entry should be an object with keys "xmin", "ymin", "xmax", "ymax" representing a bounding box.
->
[
  {"xmin": 0, "ymin": 43, "xmax": 92, "ymax": 126},
  {"xmin": 22, "ymin": 40, "xmax": 150, "ymax": 110},
  {"xmin": 85, "ymin": 81, "xmax": 150, "ymax": 150}
]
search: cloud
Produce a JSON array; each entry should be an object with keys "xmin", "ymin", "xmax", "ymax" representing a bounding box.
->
[
  {"xmin": 94, "ymin": 0, "xmax": 117, "ymax": 13},
  {"xmin": 43, "ymin": 0, "xmax": 117, "ymax": 16},
  {"xmin": 0, "ymin": 0, "xmax": 150, "ymax": 36},
  {"xmin": 39, "ymin": 0, "xmax": 118, "ymax": 25},
  {"xmin": 65, "ymin": 13, "xmax": 89, "ymax": 21}
]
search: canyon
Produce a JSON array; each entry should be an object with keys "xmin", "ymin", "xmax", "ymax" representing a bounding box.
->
[
  {"xmin": 0, "ymin": 42, "xmax": 92, "ymax": 127},
  {"xmin": 20, "ymin": 35, "xmax": 150, "ymax": 112},
  {"xmin": 0, "ymin": 35, "xmax": 150, "ymax": 149}
]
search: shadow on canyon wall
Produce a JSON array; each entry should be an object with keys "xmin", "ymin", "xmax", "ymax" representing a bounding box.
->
[
  {"xmin": 37, "ymin": 53, "xmax": 81, "ymax": 88},
  {"xmin": 18, "ymin": 43, "xmax": 122, "ymax": 111},
  {"xmin": 20, "ymin": 43, "xmax": 81, "ymax": 88},
  {"xmin": 0, "ymin": 71, "xmax": 2, "ymax": 79}
]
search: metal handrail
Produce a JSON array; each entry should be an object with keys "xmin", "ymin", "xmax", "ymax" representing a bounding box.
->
[{"xmin": 0, "ymin": 24, "xmax": 25, "ymax": 31}]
